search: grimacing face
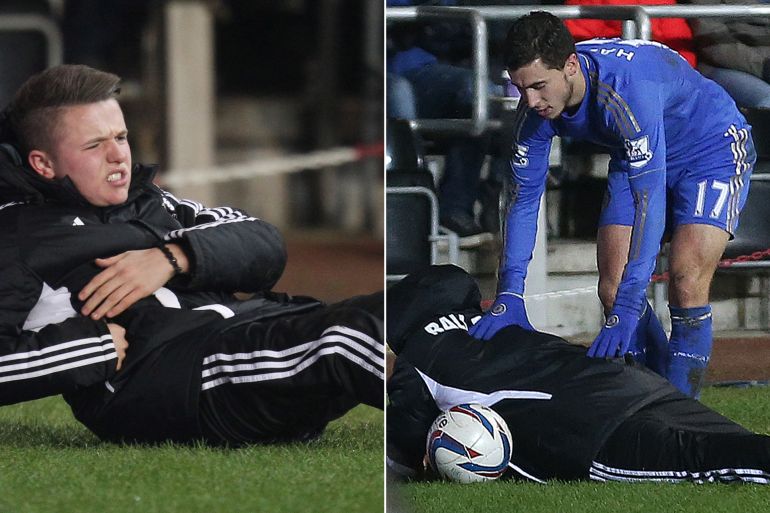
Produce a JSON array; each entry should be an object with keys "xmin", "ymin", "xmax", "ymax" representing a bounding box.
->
[
  {"xmin": 29, "ymin": 98, "xmax": 132, "ymax": 207},
  {"xmin": 508, "ymin": 55, "xmax": 581, "ymax": 120}
]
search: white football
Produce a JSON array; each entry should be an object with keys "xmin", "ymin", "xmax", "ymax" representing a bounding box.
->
[{"xmin": 426, "ymin": 403, "xmax": 513, "ymax": 483}]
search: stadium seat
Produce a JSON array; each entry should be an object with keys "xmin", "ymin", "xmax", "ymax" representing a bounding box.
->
[
  {"xmin": 724, "ymin": 176, "xmax": 770, "ymax": 259},
  {"xmin": 386, "ymin": 118, "xmax": 423, "ymax": 173},
  {"xmin": 387, "ymin": 170, "xmax": 439, "ymax": 277},
  {"xmin": 386, "ymin": 119, "xmax": 458, "ymax": 280},
  {"xmin": 0, "ymin": 2, "xmax": 62, "ymax": 109},
  {"xmin": 724, "ymin": 108, "xmax": 770, "ymax": 257}
]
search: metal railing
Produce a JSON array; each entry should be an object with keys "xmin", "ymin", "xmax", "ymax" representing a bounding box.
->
[
  {"xmin": 0, "ymin": 14, "xmax": 63, "ymax": 66},
  {"xmin": 387, "ymin": 4, "xmax": 770, "ymax": 135}
]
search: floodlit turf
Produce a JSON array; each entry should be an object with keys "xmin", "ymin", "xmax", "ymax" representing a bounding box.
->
[
  {"xmin": 394, "ymin": 386, "xmax": 770, "ymax": 513},
  {"xmin": 0, "ymin": 397, "xmax": 382, "ymax": 513}
]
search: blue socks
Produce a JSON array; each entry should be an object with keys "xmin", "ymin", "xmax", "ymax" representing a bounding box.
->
[
  {"xmin": 645, "ymin": 304, "xmax": 669, "ymax": 377},
  {"xmin": 627, "ymin": 302, "xmax": 712, "ymax": 398},
  {"xmin": 666, "ymin": 305, "xmax": 713, "ymax": 399},
  {"xmin": 627, "ymin": 301, "xmax": 668, "ymax": 376},
  {"xmin": 626, "ymin": 303, "xmax": 651, "ymax": 365}
]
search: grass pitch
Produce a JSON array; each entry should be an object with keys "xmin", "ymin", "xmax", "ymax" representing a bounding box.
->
[
  {"xmin": 0, "ymin": 398, "xmax": 382, "ymax": 513},
  {"xmin": 394, "ymin": 386, "xmax": 770, "ymax": 513}
]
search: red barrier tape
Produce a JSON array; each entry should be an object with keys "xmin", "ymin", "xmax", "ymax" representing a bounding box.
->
[
  {"xmin": 354, "ymin": 142, "xmax": 384, "ymax": 159},
  {"xmin": 652, "ymin": 248, "xmax": 770, "ymax": 282}
]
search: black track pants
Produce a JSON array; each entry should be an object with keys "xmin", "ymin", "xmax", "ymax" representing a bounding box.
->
[
  {"xmin": 594, "ymin": 394, "xmax": 770, "ymax": 484},
  {"xmin": 198, "ymin": 292, "xmax": 384, "ymax": 445}
]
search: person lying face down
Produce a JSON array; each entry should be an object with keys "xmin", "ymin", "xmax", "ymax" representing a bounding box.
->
[{"xmin": 387, "ymin": 265, "xmax": 770, "ymax": 484}]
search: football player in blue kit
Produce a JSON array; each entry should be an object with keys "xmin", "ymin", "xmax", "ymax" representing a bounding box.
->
[{"xmin": 469, "ymin": 11, "xmax": 756, "ymax": 398}]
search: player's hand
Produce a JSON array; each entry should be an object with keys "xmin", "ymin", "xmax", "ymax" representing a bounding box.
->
[
  {"xmin": 79, "ymin": 244, "xmax": 189, "ymax": 320},
  {"xmin": 107, "ymin": 322, "xmax": 129, "ymax": 371},
  {"xmin": 587, "ymin": 305, "xmax": 639, "ymax": 359},
  {"xmin": 469, "ymin": 293, "xmax": 534, "ymax": 341}
]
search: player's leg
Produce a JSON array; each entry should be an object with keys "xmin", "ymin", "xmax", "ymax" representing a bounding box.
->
[
  {"xmin": 665, "ymin": 224, "xmax": 729, "ymax": 398},
  {"xmin": 593, "ymin": 394, "xmax": 770, "ymax": 484},
  {"xmin": 666, "ymin": 122, "xmax": 755, "ymax": 398},
  {"xmin": 197, "ymin": 292, "xmax": 384, "ymax": 445},
  {"xmin": 597, "ymin": 170, "xmax": 667, "ymax": 371}
]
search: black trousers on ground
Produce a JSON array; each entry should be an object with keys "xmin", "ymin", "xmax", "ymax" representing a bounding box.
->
[
  {"xmin": 594, "ymin": 394, "xmax": 770, "ymax": 484},
  {"xmin": 198, "ymin": 293, "xmax": 384, "ymax": 445},
  {"xmin": 67, "ymin": 293, "xmax": 384, "ymax": 445}
]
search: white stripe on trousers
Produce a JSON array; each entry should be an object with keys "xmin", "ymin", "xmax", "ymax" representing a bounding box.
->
[
  {"xmin": 725, "ymin": 124, "xmax": 751, "ymax": 233},
  {"xmin": 590, "ymin": 460, "xmax": 770, "ymax": 484},
  {"xmin": 200, "ymin": 325, "xmax": 384, "ymax": 391}
]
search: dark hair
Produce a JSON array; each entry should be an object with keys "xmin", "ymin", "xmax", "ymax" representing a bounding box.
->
[
  {"xmin": 6, "ymin": 64, "xmax": 121, "ymax": 155},
  {"xmin": 503, "ymin": 11, "xmax": 576, "ymax": 72}
]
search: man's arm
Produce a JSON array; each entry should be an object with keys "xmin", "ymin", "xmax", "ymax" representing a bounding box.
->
[
  {"xmin": 588, "ymin": 84, "xmax": 667, "ymax": 358},
  {"xmin": 79, "ymin": 244, "xmax": 189, "ymax": 319},
  {"xmin": 470, "ymin": 109, "xmax": 553, "ymax": 340},
  {"xmin": 80, "ymin": 188, "xmax": 287, "ymax": 319},
  {"xmin": 0, "ymin": 262, "xmax": 121, "ymax": 406},
  {"xmin": 498, "ymin": 135, "xmax": 552, "ymax": 296},
  {"xmin": 158, "ymin": 188, "xmax": 287, "ymax": 293}
]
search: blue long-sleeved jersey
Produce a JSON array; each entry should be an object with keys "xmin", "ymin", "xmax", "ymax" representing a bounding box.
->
[{"xmin": 501, "ymin": 38, "xmax": 749, "ymax": 312}]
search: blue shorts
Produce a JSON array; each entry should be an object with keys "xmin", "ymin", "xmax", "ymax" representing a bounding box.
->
[{"xmin": 599, "ymin": 124, "xmax": 756, "ymax": 238}]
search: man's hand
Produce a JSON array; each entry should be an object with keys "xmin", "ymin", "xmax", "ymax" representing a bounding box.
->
[
  {"xmin": 79, "ymin": 244, "xmax": 189, "ymax": 320},
  {"xmin": 107, "ymin": 322, "xmax": 128, "ymax": 371},
  {"xmin": 587, "ymin": 304, "xmax": 639, "ymax": 358},
  {"xmin": 468, "ymin": 293, "xmax": 534, "ymax": 341}
]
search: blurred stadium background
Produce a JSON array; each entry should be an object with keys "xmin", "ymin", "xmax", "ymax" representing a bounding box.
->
[{"xmin": 0, "ymin": 0, "xmax": 384, "ymax": 303}]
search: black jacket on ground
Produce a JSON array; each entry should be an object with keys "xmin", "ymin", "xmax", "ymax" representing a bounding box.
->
[
  {"xmin": 0, "ymin": 150, "xmax": 318, "ymax": 439},
  {"xmin": 387, "ymin": 265, "xmax": 688, "ymax": 481}
]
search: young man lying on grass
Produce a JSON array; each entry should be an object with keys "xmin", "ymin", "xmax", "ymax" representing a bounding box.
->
[{"xmin": 0, "ymin": 65, "xmax": 383, "ymax": 445}]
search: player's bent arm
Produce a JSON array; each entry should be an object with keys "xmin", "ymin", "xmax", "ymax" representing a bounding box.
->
[
  {"xmin": 588, "ymin": 85, "xmax": 669, "ymax": 356},
  {"xmin": 611, "ymin": 94, "xmax": 669, "ymax": 314},
  {"xmin": 0, "ymin": 316, "xmax": 119, "ymax": 406},
  {"xmin": 497, "ymin": 138, "xmax": 552, "ymax": 295},
  {"xmin": 469, "ymin": 123, "xmax": 551, "ymax": 339},
  {"xmin": 613, "ymin": 168, "xmax": 667, "ymax": 312},
  {"xmin": 602, "ymin": 82, "xmax": 668, "ymax": 314},
  {"xmin": 157, "ymin": 188, "xmax": 287, "ymax": 293},
  {"xmin": 589, "ymin": 168, "xmax": 667, "ymax": 357},
  {"xmin": 0, "ymin": 263, "xmax": 121, "ymax": 406},
  {"xmin": 498, "ymin": 165, "xmax": 549, "ymax": 295}
]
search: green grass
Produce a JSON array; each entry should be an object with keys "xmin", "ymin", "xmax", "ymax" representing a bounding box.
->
[
  {"xmin": 395, "ymin": 387, "xmax": 770, "ymax": 513},
  {"xmin": 0, "ymin": 398, "xmax": 382, "ymax": 513}
]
